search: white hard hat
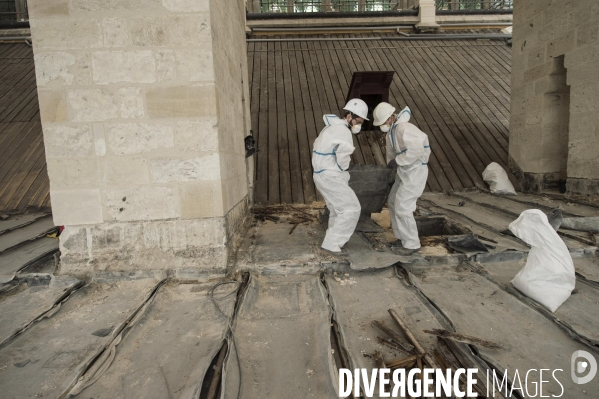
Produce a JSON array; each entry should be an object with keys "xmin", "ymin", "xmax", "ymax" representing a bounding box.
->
[
  {"xmin": 343, "ymin": 98, "xmax": 369, "ymax": 120},
  {"xmin": 372, "ymin": 102, "xmax": 396, "ymax": 126}
]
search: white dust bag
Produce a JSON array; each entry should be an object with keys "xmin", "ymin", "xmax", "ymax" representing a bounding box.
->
[
  {"xmin": 482, "ymin": 162, "xmax": 517, "ymax": 195},
  {"xmin": 509, "ymin": 209, "xmax": 575, "ymax": 312}
]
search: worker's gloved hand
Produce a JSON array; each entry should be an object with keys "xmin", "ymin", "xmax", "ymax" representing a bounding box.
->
[{"xmin": 387, "ymin": 159, "xmax": 398, "ymax": 169}]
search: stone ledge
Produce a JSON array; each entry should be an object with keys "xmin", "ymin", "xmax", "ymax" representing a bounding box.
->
[
  {"xmin": 567, "ymin": 178, "xmax": 599, "ymax": 197},
  {"xmin": 58, "ymin": 195, "xmax": 250, "ymax": 278},
  {"xmin": 508, "ymin": 155, "xmax": 565, "ymax": 193}
]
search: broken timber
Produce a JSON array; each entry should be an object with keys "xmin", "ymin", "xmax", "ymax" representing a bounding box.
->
[{"xmin": 423, "ymin": 328, "xmax": 503, "ymax": 349}]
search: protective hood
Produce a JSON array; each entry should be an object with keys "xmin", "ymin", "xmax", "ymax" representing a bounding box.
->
[
  {"xmin": 323, "ymin": 114, "xmax": 349, "ymax": 127},
  {"xmin": 396, "ymin": 106, "xmax": 411, "ymax": 123}
]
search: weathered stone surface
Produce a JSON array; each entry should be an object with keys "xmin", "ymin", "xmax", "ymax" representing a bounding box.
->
[
  {"xmin": 34, "ymin": 52, "xmax": 92, "ymax": 87},
  {"xmin": 129, "ymin": 15, "xmax": 210, "ymax": 47},
  {"xmin": 102, "ymin": 156, "xmax": 150, "ymax": 186},
  {"xmin": 102, "ymin": 18, "xmax": 130, "ymax": 48},
  {"xmin": 30, "ymin": 0, "xmax": 251, "ymax": 276},
  {"xmin": 51, "ymin": 188, "xmax": 103, "ymax": 225},
  {"xmin": 28, "ymin": 0, "xmax": 69, "ymax": 17},
  {"xmin": 176, "ymin": 49, "xmax": 214, "ymax": 81},
  {"xmin": 224, "ymin": 196, "xmax": 250, "ymax": 259},
  {"xmin": 145, "ymin": 85, "xmax": 216, "ymax": 118},
  {"xmin": 70, "ymin": 0, "xmax": 161, "ymax": 12},
  {"xmin": 67, "ymin": 89, "xmax": 119, "ymax": 122},
  {"xmin": 150, "ymin": 154, "xmax": 221, "ymax": 183},
  {"xmin": 38, "ymin": 90, "xmax": 67, "ymax": 123},
  {"xmin": 47, "ymin": 157, "xmax": 99, "ymax": 188},
  {"xmin": 511, "ymin": 0, "xmax": 599, "ymax": 193},
  {"xmin": 104, "ymin": 186, "xmax": 179, "ymax": 222},
  {"xmin": 162, "ymin": 0, "xmax": 209, "ymax": 12},
  {"xmin": 546, "ymin": 30, "xmax": 576, "ymax": 58},
  {"xmin": 92, "ymin": 51, "xmax": 156, "ymax": 85},
  {"xmin": 31, "ymin": 19, "xmax": 102, "ymax": 50},
  {"xmin": 175, "ymin": 120, "xmax": 218, "ymax": 152},
  {"xmin": 156, "ymin": 50, "xmax": 176, "ymax": 82},
  {"xmin": 105, "ymin": 123, "xmax": 174, "ymax": 155},
  {"xmin": 44, "ymin": 124, "xmax": 94, "ymax": 158},
  {"xmin": 59, "ymin": 218, "xmax": 228, "ymax": 276},
  {"xmin": 92, "ymin": 123, "xmax": 106, "ymax": 156},
  {"xmin": 178, "ymin": 181, "xmax": 223, "ymax": 218},
  {"xmin": 118, "ymin": 87, "xmax": 144, "ymax": 119},
  {"xmin": 566, "ymin": 178, "xmax": 599, "ymax": 195}
]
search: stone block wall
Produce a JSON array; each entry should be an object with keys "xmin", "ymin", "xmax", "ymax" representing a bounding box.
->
[
  {"xmin": 510, "ymin": 0, "xmax": 599, "ymax": 195},
  {"xmin": 29, "ymin": 0, "xmax": 252, "ymax": 276}
]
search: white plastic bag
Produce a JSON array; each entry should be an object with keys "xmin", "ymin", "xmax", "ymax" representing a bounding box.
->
[
  {"xmin": 509, "ymin": 209, "xmax": 575, "ymax": 312},
  {"xmin": 482, "ymin": 162, "xmax": 517, "ymax": 195}
]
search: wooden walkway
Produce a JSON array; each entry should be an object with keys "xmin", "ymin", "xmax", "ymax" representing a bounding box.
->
[
  {"xmin": 247, "ymin": 33, "xmax": 518, "ymax": 205},
  {"xmin": 0, "ymin": 43, "xmax": 49, "ymax": 213}
]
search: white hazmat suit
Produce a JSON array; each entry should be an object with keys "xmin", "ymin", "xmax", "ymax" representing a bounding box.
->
[
  {"xmin": 312, "ymin": 115, "xmax": 361, "ymax": 252},
  {"xmin": 386, "ymin": 107, "xmax": 431, "ymax": 250}
]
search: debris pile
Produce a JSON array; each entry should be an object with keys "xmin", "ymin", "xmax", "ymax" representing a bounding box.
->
[{"xmin": 368, "ymin": 309, "xmax": 493, "ymax": 397}]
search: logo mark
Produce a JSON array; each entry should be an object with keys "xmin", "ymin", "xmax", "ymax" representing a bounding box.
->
[{"xmin": 571, "ymin": 350, "xmax": 597, "ymax": 384}]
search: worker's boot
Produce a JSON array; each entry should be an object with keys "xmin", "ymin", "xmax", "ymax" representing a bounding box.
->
[
  {"xmin": 392, "ymin": 246, "xmax": 420, "ymax": 256},
  {"xmin": 319, "ymin": 247, "xmax": 349, "ymax": 259},
  {"xmin": 388, "ymin": 239, "xmax": 402, "ymax": 248}
]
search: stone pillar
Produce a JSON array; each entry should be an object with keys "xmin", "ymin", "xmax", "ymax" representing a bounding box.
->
[
  {"xmin": 358, "ymin": 0, "xmax": 365, "ymax": 12},
  {"xmin": 509, "ymin": 0, "xmax": 599, "ymax": 195},
  {"xmin": 416, "ymin": 0, "xmax": 439, "ymax": 32},
  {"xmin": 28, "ymin": 0, "xmax": 252, "ymax": 277}
]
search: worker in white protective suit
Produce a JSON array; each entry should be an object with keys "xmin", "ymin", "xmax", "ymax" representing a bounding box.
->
[
  {"xmin": 312, "ymin": 99, "xmax": 368, "ymax": 257},
  {"xmin": 373, "ymin": 102, "xmax": 431, "ymax": 255}
]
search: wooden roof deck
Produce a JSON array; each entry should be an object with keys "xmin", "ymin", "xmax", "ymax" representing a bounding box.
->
[
  {"xmin": 0, "ymin": 43, "xmax": 49, "ymax": 213},
  {"xmin": 247, "ymin": 32, "xmax": 518, "ymax": 205}
]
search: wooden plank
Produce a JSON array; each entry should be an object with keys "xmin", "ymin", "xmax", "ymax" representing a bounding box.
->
[
  {"xmin": 330, "ymin": 35, "xmax": 366, "ymax": 165},
  {"xmin": 248, "ymin": 41, "xmax": 260, "ymax": 184},
  {"xmin": 397, "ymin": 42, "xmax": 489, "ymax": 179},
  {"xmin": 312, "ymin": 39, "xmax": 359, "ymax": 168},
  {"xmin": 442, "ymin": 43, "xmax": 510, "ymax": 112},
  {"xmin": 413, "ymin": 41, "xmax": 510, "ymax": 163},
  {"xmin": 379, "ymin": 34, "xmax": 485, "ymax": 189},
  {"xmin": 354, "ymin": 35, "xmax": 450, "ymax": 192},
  {"xmin": 18, "ymin": 164, "xmax": 49, "ymax": 211},
  {"xmin": 351, "ymin": 36, "xmax": 447, "ymax": 191},
  {"xmin": 254, "ymin": 41, "xmax": 269, "ymax": 204},
  {"xmin": 274, "ymin": 39, "xmax": 292, "ymax": 204},
  {"xmin": 292, "ymin": 37, "xmax": 319, "ymax": 203},
  {"xmin": 0, "ymin": 122, "xmax": 34, "ymax": 164},
  {"xmin": 313, "ymin": 39, "xmax": 345, "ymax": 112},
  {"xmin": 0, "ymin": 128, "xmax": 43, "ymax": 203},
  {"xmin": 280, "ymin": 40, "xmax": 304, "ymax": 204},
  {"xmin": 365, "ymin": 131, "xmax": 386, "ymax": 166},
  {"xmin": 266, "ymin": 39, "xmax": 280, "ymax": 204},
  {"xmin": 0, "ymin": 79, "xmax": 38, "ymax": 123},
  {"xmin": 435, "ymin": 46, "xmax": 510, "ymax": 139},
  {"xmin": 41, "ymin": 190, "xmax": 51, "ymax": 209},
  {"xmin": 1, "ymin": 138, "xmax": 45, "ymax": 211},
  {"xmin": 0, "ymin": 82, "xmax": 38, "ymax": 123},
  {"xmin": 309, "ymin": 40, "xmax": 338, "ymax": 115},
  {"xmin": 16, "ymin": 87, "xmax": 40, "ymax": 123},
  {"xmin": 286, "ymin": 40, "xmax": 315, "ymax": 203},
  {"xmin": 0, "ymin": 122, "xmax": 39, "ymax": 184},
  {"xmin": 428, "ymin": 43, "xmax": 508, "ymax": 150},
  {"xmin": 465, "ymin": 44, "xmax": 511, "ymax": 95},
  {"xmin": 406, "ymin": 43, "xmax": 498, "ymax": 172},
  {"xmin": 299, "ymin": 40, "xmax": 325, "ymax": 151},
  {"xmin": 0, "ymin": 122, "xmax": 24, "ymax": 147}
]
